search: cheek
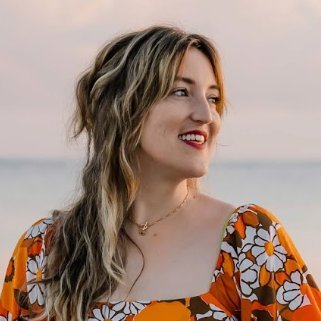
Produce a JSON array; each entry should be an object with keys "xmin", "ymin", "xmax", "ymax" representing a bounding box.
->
[
  {"xmin": 142, "ymin": 120, "xmax": 167, "ymax": 144},
  {"xmin": 139, "ymin": 122, "xmax": 178, "ymax": 164},
  {"xmin": 140, "ymin": 120, "xmax": 167, "ymax": 153},
  {"xmin": 144, "ymin": 111, "xmax": 179, "ymax": 141}
]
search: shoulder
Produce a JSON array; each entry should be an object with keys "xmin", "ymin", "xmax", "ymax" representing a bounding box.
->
[
  {"xmin": 20, "ymin": 216, "xmax": 56, "ymax": 255},
  {"xmin": 192, "ymin": 198, "xmax": 282, "ymax": 239},
  {"xmin": 192, "ymin": 195, "xmax": 282, "ymax": 237},
  {"xmin": 9, "ymin": 216, "xmax": 56, "ymax": 272},
  {"xmin": 225, "ymin": 203, "xmax": 282, "ymax": 235},
  {"xmin": 24, "ymin": 216, "xmax": 55, "ymax": 240},
  {"xmin": 219, "ymin": 203, "xmax": 287, "ymax": 262},
  {"xmin": 6, "ymin": 216, "xmax": 57, "ymax": 283},
  {"xmin": 193, "ymin": 193, "xmax": 237, "ymax": 222},
  {"xmin": 222, "ymin": 203, "xmax": 297, "ymax": 272}
]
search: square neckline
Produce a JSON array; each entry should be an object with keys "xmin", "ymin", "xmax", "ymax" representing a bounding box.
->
[{"xmin": 96, "ymin": 205, "xmax": 242, "ymax": 306}]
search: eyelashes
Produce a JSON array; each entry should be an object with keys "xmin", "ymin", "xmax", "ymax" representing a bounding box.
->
[
  {"xmin": 171, "ymin": 88, "xmax": 220, "ymax": 104},
  {"xmin": 171, "ymin": 88, "xmax": 189, "ymax": 97}
]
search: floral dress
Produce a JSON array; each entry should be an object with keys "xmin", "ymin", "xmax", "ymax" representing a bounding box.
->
[{"xmin": 1, "ymin": 204, "xmax": 321, "ymax": 320}]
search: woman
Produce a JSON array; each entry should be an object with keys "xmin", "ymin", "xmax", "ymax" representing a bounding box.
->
[{"xmin": 0, "ymin": 25, "xmax": 320, "ymax": 321}]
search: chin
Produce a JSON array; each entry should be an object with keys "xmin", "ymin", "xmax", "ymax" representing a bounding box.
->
[{"xmin": 185, "ymin": 164, "xmax": 209, "ymax": 178}]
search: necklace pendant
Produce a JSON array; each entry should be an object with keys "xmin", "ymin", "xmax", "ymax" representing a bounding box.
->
[{"xmin": 138, "ymin": 221, "xmax": 149, "ymax": 235}]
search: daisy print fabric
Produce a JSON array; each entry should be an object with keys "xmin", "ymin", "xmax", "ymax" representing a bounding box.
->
[{"xmin": 1, "ymin": 204, "xmax": 321, "ymax": 320}]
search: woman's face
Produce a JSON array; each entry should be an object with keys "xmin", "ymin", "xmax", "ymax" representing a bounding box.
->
[{"xmin": 137, "ymin": 47, "xmax": 222, "ymax": 180}]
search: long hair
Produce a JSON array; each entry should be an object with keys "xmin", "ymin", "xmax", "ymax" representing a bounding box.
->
[{"xmin": 40, "ymin": 25, "xmax": 227, "ymax": 321}]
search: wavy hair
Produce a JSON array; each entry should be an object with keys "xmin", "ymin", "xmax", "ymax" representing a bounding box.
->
[{"xmin": 37, "ymin": 25, "xmax": 227, "ymax": 321}]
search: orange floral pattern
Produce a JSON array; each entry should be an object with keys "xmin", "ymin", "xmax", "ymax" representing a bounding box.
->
[{"xmin": 1, "ymin": 204, "xmax": 321, "ymax": 320}]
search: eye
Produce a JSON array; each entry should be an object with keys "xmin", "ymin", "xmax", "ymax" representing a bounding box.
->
[
  {"xmin": 172, "ymin": 88, "xmax": 189, "ymax": 97},
  {"xmin": 208, "ymin": 96, "xmax": 220, "ymax": 104}
]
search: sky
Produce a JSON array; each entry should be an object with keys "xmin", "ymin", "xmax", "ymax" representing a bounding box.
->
[{"xmin": 0, "ymin": 0, "xmax": 321, "ymax": 161}]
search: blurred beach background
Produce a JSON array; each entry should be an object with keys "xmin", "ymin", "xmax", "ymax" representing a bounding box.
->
[
  {"xmin": 1, "ymin": 0, "xmax": 321, "ymax": 291},
  {"xmin": 1, "ymin": 159, "xmax": 321, "ymax": 289}
]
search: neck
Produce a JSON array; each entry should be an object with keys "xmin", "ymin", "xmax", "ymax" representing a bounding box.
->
[{"xmin": 129, "ymin": 180, "xmax": 191, "ymax": 224}]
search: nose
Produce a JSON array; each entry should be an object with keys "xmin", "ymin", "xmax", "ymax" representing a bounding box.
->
[{"xmin": 190, "ymin": 95, "xmax": 215, "ymax": 124}]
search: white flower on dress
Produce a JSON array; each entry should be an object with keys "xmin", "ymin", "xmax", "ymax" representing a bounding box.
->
[
  {"xmin": 89, "ymin": 305, "xmax": 124, "ymax": 321},
  {"xmin": 238, "ymin": 204, "xmax": 257, "ymax": 215},
  {"xmin": 251, "ymin": 223, "xmax": 287, "ymax": 272},
  {"xmin": 241, "ymin": 226, "xmax": 258, "ymax": 253},
  {"xmin": 224, "ymin": 204, "xmax": 257, "ymax": 237},
  {"xmin": 25, "ymin": 218, "xmax": 53, "ymax": 239},
  {"xmin": 224, "ymin": 212, "xmax": 239, "ymax": 236},
  {"xmin": 196, "ymin": 303, "xmax": 237, "ymax": 320},
  {"xmin": 238, "ymin": 253, "xmax": 259, "ymax": 301},
  {"xmin": 276, "ymin": 270, "xmax": 311, "ymax": 311},
  {"xmin": 111, "ymin": 301, "xmax": 150, "ymax": 317},
  {"xmin": 0, "ymin": 312, "xmax": 12, "ymax": 321},
  {"xmin": 26, "ymin": 250, "xmax": 46, "ymax": 306}
]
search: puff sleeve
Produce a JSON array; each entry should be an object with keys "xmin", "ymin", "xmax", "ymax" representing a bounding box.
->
[
  {"xmin": 0, "ymin": 218, "xmax": 53, "ymax": 320},
  {"xmin": 220, "ymin": 204, "xmax": 321, "ymax": 320}
]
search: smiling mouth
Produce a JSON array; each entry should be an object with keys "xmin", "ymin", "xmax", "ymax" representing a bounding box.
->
[{"xmin": 178, "ymin": 133, "xmax": 206, "ymax": 144}]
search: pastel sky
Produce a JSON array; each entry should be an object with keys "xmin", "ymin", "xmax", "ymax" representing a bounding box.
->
[{"xmin": 0, "ymin": 0, "xmax": 321, "ymax": 162}]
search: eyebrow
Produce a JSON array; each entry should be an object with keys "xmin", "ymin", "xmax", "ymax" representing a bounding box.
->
[{"xmin": 174, "ymin": 76, "xmax": 219, "ymax": 91}]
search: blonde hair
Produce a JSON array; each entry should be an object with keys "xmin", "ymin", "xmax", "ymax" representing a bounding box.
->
[{"xmin": 38, "ymin": 25, "xmax": 227, "ymax": 321}]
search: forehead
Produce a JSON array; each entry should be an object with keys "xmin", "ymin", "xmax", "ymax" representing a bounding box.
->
[{"xmin": 176, "ymin": 47, "xmax": 217, "ymax": 85}]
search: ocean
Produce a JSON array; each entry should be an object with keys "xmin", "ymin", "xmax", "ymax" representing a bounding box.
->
[{"xmin": 1, "ymin": 158, "xmax": 320, "ymax": 291}]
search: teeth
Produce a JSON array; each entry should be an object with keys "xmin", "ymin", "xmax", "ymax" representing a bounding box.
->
[{"xmin": 178, "ymin": 134, "xmax": 205, "ymax": 144}]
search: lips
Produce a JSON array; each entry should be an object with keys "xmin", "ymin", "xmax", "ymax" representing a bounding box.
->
[{"xmin": 180, "ymin": 140, "xmax": 205, "ymax": 150}]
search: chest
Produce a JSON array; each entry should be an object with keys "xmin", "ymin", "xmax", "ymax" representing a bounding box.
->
[{"xmin": 108, "ymin": 206, "xmax": 229, "ymax": 302}]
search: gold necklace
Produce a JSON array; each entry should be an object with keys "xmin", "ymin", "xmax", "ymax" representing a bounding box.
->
[{"xmin": 128, "ymin": 188, "xmax": 190, "ymax": 235}]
